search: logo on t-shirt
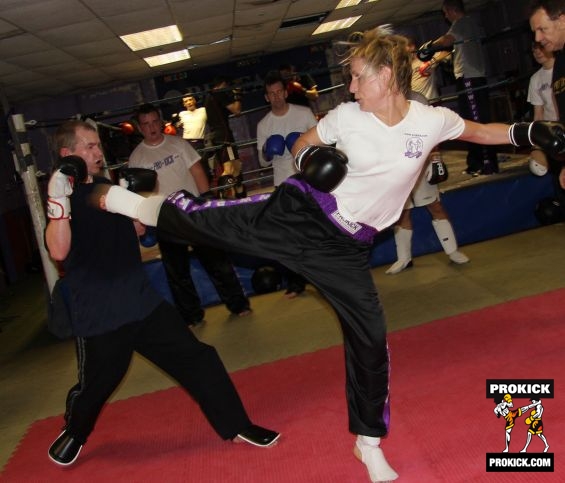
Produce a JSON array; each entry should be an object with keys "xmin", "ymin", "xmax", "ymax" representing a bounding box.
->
[{"xmin": 404, "ymin": 137, "xmax": 424, "ymax": 159}]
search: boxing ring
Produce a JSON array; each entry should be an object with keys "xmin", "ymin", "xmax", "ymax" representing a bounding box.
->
[
  {"xmin": 6, "ymin": 46, "xmax": 551, "ymax": 296},
  {"xmin": 142, "ymin": 149, "xmax": 555, "ymax": 304}
]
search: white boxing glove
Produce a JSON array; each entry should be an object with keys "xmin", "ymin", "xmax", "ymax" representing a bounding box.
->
[{"xmin": 47, "ymin": 170, "xmax": 73, "ymax": 219}]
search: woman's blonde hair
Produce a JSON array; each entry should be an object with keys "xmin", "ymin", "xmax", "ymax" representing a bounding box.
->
[{"xmin": 339, "ymin": 26, "xmax": 412, "ymax": 97}]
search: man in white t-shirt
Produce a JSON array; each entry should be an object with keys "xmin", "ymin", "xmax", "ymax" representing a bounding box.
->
[
  {"xmin": 257, "ymin": 70, "xmax": 318, "ymax": 186},
  {"xmin": 129, "ymin": 104, "xmax": 250, "ymax": 326},
  {"xmin": 527, "ymin": 42, "xmax": 557, "ymax": 176},
  {"xmin": 178, "ymin": 95, "xmax": 208, "ymax": 141},
  {"xmin": 256, "ymin": 70, "xmax": 317, "ymax": 296},
  {"xmin": 175, "ymin": 94, "xmax": 212, "ymax": 181}
]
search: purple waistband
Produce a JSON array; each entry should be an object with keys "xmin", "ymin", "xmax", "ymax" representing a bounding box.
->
[
  {"xmin": 284, "ymin": 178, "xmax": 377, "ymax": 244},
  {"xmin": 165, "ymin": 190, "xmax": 271, "ymax": 213}
]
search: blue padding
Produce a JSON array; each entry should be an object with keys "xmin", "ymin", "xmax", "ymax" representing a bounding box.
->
[
  {"xmin": 368, "ymin": 173, "xmax": 554, "ymax": 266},
  {"xmin": 144, "ymin": 256, "xmax": 257, "ymax": 306},
  {"xmin": 144, "ymin": 173, "xmax": 554, "ymax": 306}
]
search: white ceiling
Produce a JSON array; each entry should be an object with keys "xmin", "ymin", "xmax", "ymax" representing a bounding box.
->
[{"xmin": 0, "ymin": 0, "xmax": 490, "ymax": 105}]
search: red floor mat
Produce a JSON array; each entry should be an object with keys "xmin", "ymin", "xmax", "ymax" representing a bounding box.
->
[{"xmin": 3, "ymin": 289, "xmax": 564, "ymax": 482}]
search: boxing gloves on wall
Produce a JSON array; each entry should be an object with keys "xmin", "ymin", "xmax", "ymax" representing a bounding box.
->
[
  {"xmin": 418, "ymin": 61, "xmax": 432, "ymax": 78},
  {"xmin": 294, "ymin": 145, "xmax": 348, "ymax": 193},
  {"xmin": 163, "ymin": 123, "xmax": 177, "ymax": 136},
  {"xmin": 287, "ymin": 81, "xmax": 306, "ymax": 96}
]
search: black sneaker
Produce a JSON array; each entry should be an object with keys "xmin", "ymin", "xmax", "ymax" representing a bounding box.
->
[
  {"xmin": 48, "ymin": 430, "xmax": 83, "ymax": 466},
  {"xmin": 235, "ymin": 424, "xmax": 280, "ymax": 447}
]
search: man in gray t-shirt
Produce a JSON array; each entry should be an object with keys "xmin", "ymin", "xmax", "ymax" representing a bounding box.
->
[{"xmin": 423, "ymin": 0, "xmax": 498, "ymax": 176}]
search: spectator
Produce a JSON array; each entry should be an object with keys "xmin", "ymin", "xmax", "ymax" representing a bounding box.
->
[
  {"xmin": 129, "ymin": 103, "xmax": 251, "ymax": 327},
  {"xmin": 424, "ymin": 0, "xmax": 499, "ymax": 176},
  {"xmin": 386, "ymin": 38, "xmax": 469, "ymax": 274},
  {"xmin": 527, "ymin": 41, "xmax": 557, "ymax": 176},
  {"xmin": 279, "ymin": 63, "xmax": 319, "ymax": 108},
  {"xmin": 176, "ymin": 94, "xmax": 213, "ymax": 181},
  {"xmin": 204, "ymin": 76, "xmax": 246, "ymax": 197},
  {"xmin": 256, "ymin": 70, "xmax": 317, "ymax": 296}
]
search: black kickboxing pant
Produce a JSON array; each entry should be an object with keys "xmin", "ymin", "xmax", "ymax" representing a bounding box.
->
[
  {"xmin": 157, "ymin": 182, "xmax": 391, "ymax": 437},
  {"xmin": 64, "ymin": 302, "xmax": 251, "ymax": 444},
  {"xmin": 456, "ymin": 76, "xmax": 498, "ymax": 174},
  {"xmin": 188, "ymin": 139, "xmax": 213, "ymax": 182},
  {"xmin": 158, "ymin": 239, "xmax": 250, "ymax": 324}
]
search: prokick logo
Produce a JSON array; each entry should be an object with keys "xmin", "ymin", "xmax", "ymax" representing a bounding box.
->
[{"xmin": 486, "ymin": 379, "xmax": 554, "ymax": 473}]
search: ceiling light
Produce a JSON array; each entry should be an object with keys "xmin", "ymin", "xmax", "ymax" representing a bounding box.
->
[
  {"xmin": 187, "ymin": 35, "xmax": 232, "ymax": 50},
  {"xmin": 143, "ymin": 49, "xmax": 190, "ymax": 67},
  {"xmin": 336, "ymin": 0, "xmax": 362, "ymax": 8},
  {"xmin": 279, "ymin": 12, "xmax": 329, "ymax": 30},
  {"xmin": 312, "ymin": 16, "xmax": 361, "ymax": 35},
  {"xmin": 121, "ymin": 25, "xmax": 182, "ymax": 51}
]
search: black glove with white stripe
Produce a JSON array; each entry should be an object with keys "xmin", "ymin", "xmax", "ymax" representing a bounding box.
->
[{"xmin": 509, "ymin": 121, "xmax": 565, "ymax": 161}]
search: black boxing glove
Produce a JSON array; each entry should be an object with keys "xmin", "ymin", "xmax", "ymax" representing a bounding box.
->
[
  {"xmin": 57, "ymin": 155, "xmax": 88, "ymax": 183},
  {"xmin": 509, "ymin": 121, "xmax": 565, "ymax": 160},
  {"xmin": 47, "ymin": 155, "xmax": 88, "ymax": 219},
  {"xmin": 426, "ymin": 152, "xmax": 448, "ymax": 184},
  {"xmin": 416, "ymin": 40, "xmax": 435, "ymax": 62},
  {"xmin": 294, "ymin": 146, "xmax": 348, "ymax": 192},
  {"xmin": 119, "ymin": 167, "xmax": 157, "ymax": 193}
]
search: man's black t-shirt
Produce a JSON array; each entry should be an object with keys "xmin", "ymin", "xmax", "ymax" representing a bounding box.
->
[{"xmin": 63, "ymin": 177, "xmax": 162, "ymax": 336}]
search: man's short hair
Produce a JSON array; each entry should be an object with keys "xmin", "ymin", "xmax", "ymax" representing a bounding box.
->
[
  {"xmin": 442, "ymin": 0, "xmax": 465, "ymax": 12},
  {"xmin": 264, "ymin": 70, "xmax": 285, "ymax": 91},
  {"xmin": 135, "ymin": 103, "xmax": 161, "ymax": 122},
  {"xmin": 527, "ymin": 0, "xmax": 565, "ymax": 19},
  {"xmin": 54, "ymin": 120, "xmax": 96, "ymax": 152}
]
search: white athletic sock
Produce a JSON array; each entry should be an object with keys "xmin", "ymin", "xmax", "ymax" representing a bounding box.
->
[
  {"xmin": 386, "ymin": 227, "xmax": 412, "ymax": 275},
  {"xmin": 359, "ymin": 435, "xmax": 381, "ymax": 446},
  {"xmin": 355, "ymin": 435, "xmax": 399, "ymax": 482},
  {"xmin": 394, "ymin": 226, "xmax": 412, "ymax": 261}
]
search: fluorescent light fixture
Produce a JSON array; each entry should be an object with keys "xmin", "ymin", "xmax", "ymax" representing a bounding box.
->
[
  {"xmin": 312, "ymin": 16, "xmax": 361, "ymax": 35},
  {"xmin": 121, "ymin": 25, "xmax": 182, "ymax": 51},
  {"xmin": 336, "ymin": 0, "xmax": 362, "ymax": 8},
  {"xmin": 143, "ymin": 49, "xmax": 190, "ymax": 67},
  {"xmin": 187, "ymin": 35, "xmax": 231, "ymax": 50}
]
